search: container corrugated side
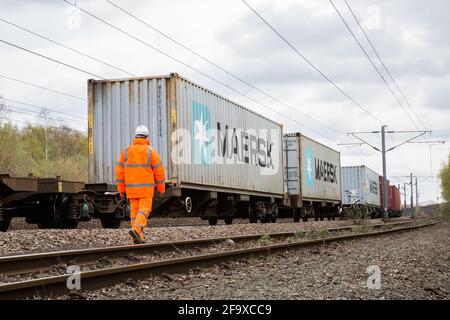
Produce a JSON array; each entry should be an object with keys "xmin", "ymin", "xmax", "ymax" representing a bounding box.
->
[
  {"xmin": 89, "ymin": 74, "xmax": 284, "ymax": 197},
  {"xmin": 390, "ymin": 185, "xmax": 401, "ymax": 211},
  {"xmin": 284, "ymin": 134, "xmax": 300, "ymax": 196},
  {"xmin": 284, "ymin": 133, "xmax": 341, "ymax": 202},
  {"xmin": 175, "ymin": 77, "xmax": 284, "ymax": 196},
  {"xmin": 341, "ymin": 166, "xmax": 380, "ymax": 206},
  {"xmin": 88, "ymin": 76, "xmax": 171, "ymax": 185},
  {"xmin": 300, "ymin": 135, "xmax": 341, "ymax": 202}
]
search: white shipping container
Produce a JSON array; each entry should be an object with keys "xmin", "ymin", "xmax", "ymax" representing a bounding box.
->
[
  {"xmin": 88, "ymin": 73, "xmax": 284, "ymax": 197},
  {"xmin": 341, "ymin": 166, "xmax": 381, "ymax": 206},
  {"xmin": 284, "ymin": 133, "xmax": 341, "ymax": 202}
]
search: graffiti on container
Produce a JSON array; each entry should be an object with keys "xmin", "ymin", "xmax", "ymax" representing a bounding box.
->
[{"xmin": 369, "ymin": 180, "xmax": 379, "ymax": 195}]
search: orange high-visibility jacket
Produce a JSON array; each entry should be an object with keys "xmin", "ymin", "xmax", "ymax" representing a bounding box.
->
[{"xmin": 115, "ymin": 138, "xmax": 165, "ymax": 198}]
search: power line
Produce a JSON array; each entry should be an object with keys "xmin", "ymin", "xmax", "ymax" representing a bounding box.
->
[
  {"xmin": 104, "ymin": 0, "xmax": 343, "ymax": 136},
  {"xmin": 0, "ymin": 73, "xmax": 85, "ymax": 101},
  {"xmin": 388, "ymin": 131, "xmax": 411, "ymax": 173},
  {"xmin": 329, "ymin": 0, "xmax": 419, "ymax": 130},
  {"xmin": 0, "ymin": 39, "xmax": 105, "ymax": 79},
  {"xmin": 5, "ymin": 104, "xmax": 85, "ymax": 126},
  {"xmin": 63, "ymin": 0, "xmax": 338, "ymax": 143},
  {"xmin": 0, "ymin": 116, "xmax": 85, "ymax": 133},
  {"xmin": 344, "ymin": 0, "xmax": 428, "ymax": 131},
  {"xmin": 0, "ymin": 17, "xmax": 136, "ymax": 78},
  {"xmin": 1, "ymin": 97, "xmax": 87, "ymax": 120},
  {"xmin": 240, "ymin": 0, "xmax": 383, "ymax": 124}
]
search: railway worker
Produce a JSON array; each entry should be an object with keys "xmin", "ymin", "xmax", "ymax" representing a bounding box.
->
[{"xmin": 115, "ymin": 125, "xmax": 166, "ymax": 244}]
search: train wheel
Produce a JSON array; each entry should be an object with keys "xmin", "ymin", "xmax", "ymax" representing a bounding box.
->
[
  {"xmin": 270, "ymin": 216, "xmax": 277, "ymax": 223},
  {"xmin": 320, "ymin": 217, "xmax": 324, "ymax": 221},
  {"xmin": 314, "ymin": 217, "xmax": 319, "ymax": 221},
  {"xmin": 208, "ymin": 217, "xmax": 218, "ymax": 226},
  {"xmin": 100, "ymin": 218, "xmax": 121, "ymax": 229},
  {"xmin": 331, "ymin": 215, "xmax": 336, "ymax": 220},
  {"xmin": 224, "ymin": 217, "xmax": 233, "ymax": 225},
  {"xmin": 302, "ymin": 216, "xmax": 308, "ymax": 222}
]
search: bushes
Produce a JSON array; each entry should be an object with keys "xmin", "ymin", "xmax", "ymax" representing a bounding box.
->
[{"xmin": 0, "ymin": 123, "xmax": 87, "ymax": 182}]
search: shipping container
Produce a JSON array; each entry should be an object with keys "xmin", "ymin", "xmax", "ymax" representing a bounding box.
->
[
  {"xmin": 390, "ymin": 185, "xmax": 402, "ymax": 215},
  {"xmin": 283, "ymin": 133, "xmax": 341, "ymax": 220},
  {"xmin": 341, "ymin": 166, "xmax": 381, "ymax": 207},
  {"xmin": 88, "ymin": 73, "xmax": 284, "ymax": 223}
]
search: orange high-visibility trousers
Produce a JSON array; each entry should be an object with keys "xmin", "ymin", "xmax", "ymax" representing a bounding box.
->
[{"xmin": 129, "ymin": 197, "xmax": 153, "ymax": 240}]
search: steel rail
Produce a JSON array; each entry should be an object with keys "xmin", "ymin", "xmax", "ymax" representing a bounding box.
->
[
  {"xmin": 0, "ymin": 219, "xmax": 440, "ymax": 300},
  {"xmin": 0, "ymin": 220, "xmax": 413, "ymax": 276}
]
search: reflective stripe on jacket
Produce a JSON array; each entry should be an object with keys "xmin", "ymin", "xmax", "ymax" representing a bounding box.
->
[{"xmin": 115, "ymin": 138, "xmax": 166, "ymax": 198}]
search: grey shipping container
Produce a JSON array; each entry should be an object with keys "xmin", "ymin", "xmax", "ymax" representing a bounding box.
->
[
  {"xmin": 341, "ymin": 166, "xmax": 381, "ymax": 207},
  {"xmin": 284, "ymin": 133, "xmax": 341, "ymax": 204},
  {"xmin": 88, "ymin": 73, "xmax": 284, "ymax": 200}
]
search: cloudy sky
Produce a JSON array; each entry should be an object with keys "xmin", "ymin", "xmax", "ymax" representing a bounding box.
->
[{"xmin": 0, "ymin": 0, "xmax": 449, "ymax": 204}]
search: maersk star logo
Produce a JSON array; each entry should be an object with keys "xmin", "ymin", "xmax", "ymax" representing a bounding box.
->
[
  {"xmin": 192, "ymin": 102, "xmax": 212, "ymax": 165},
  {"xmin": 305, "ymin": 146, "xmax": 314, "ymax": 186}
]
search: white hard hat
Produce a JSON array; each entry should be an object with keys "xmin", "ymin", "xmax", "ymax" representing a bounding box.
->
[{"xmin": 135, "ymin": 125, "xmax": 149, "ymax": 137}]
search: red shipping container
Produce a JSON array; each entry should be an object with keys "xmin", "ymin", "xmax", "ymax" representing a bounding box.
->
[{"xmin": 390, "ymin": 185, "xmax": 401, "ymax": 212}]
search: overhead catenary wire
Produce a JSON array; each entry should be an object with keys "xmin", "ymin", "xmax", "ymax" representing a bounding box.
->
[
  {"xmin": 5, "ymin": 110, "xmax": 86, "ymax": 132},
  {"xmin": 0, "ymin": 39, "xmax": 105, "ymax": 79},
  {"xmin": 388, "ymin": 131, "xmax": 412, "ymax": 173},
  {"xmin": 0, "ymin": 73, "xmax": 85, "ymax": 101},
  {"xmin": 343, "ymin": 0, "xmax": 428, "ymax": 131},
  {"xmin": 328, "ymin": 0, "xmax": 420, "ymax": 131},
  {"xmin": 104, "ymin": 0, "xmax": 343, "ymax": 136},
  {"xmin": 1, "ymin": 97, "xmax": 86, "ymax": 120},
  {"xmin": 0, "ymin": 17, "xmax": 136, "ymax": 78},
  {"xmin": 0, "ymin": 116, "xmax": 86, "ymax": 133},
  {"xmin": 329, "ymin": 0, "xmax": 419, "ymax": 172},
  {"xmin": 4, "ymin": 104, "xmax": 85, "ymax": 126},
  {"xmin": 63, "ymin": 0, "xmax": 338, "ymax": 144},
  {"xmin": 240, "ymin": 0, "xmax": 384, "ymax": 125}
]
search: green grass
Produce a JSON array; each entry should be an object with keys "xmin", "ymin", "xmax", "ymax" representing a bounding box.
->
[{"xmin": 258, "ymin": 234, "xmax": 273, "ymax": 246}]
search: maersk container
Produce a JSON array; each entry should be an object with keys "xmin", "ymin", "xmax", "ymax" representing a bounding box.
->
[
  {"xmin": 284, "ymin": 133, "xmax": 341, "ymax": 204},
  {"xmin": 341, "ymin": 166, "xmax": 381, "ymax": 207},
  {"xmin": 88, "ymin": 73, "xmax": 284, "ymax": 205}
]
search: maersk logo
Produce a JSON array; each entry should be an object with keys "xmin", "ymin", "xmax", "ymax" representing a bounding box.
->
[
  {"xmin": 192, "ymin": 102, "xmax": 212, "ymax": 165},
  {"xmin": 305, "ymin": 146, "xmax": 314, "ymax": 186}
]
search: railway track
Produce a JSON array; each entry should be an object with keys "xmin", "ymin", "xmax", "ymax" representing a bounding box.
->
[
  {"xmin": 0, "ymin": 220, "xmax": 412, "ymax": 276},
  {"xmin": 0, "ymin": 218, "xmax": 440, "ymax": 299}
]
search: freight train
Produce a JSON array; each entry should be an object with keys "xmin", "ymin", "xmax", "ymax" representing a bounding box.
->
[{"xmin": 0, "ymin": 73, "xmax": 401, "ymax": 231}]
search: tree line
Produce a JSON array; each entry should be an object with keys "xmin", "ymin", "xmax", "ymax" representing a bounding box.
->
[
  {"xmin": 439, "ymin": 153, "xmax": 450, "ymax": 217},
  {"xmin": 0, "ymin": 123, "xmax": 87, "ymax": 182}
]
